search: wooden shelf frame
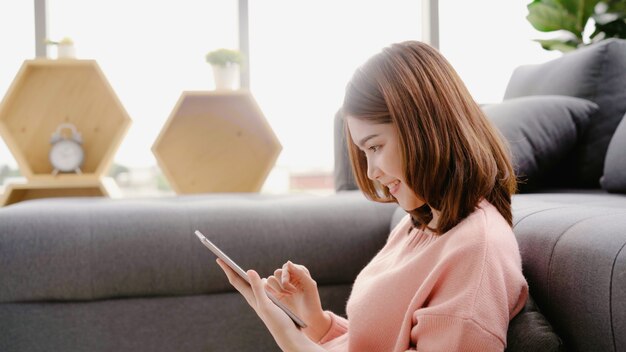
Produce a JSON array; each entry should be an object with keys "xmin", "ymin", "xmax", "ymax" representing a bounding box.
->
[
  {"xmin": 152, "ymin": 91, "xmax": 282, "ymax": 193},
  {"xmin": 0, "ymin": 176, "xmax": 121, "ymax": 207},
  {"xmin": 0, "ymin": 59, "xmax": 132, "ymax": 178}
]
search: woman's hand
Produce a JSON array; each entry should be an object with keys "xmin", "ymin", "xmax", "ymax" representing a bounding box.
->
[
  {"xmin": 216, "ymin": 259, "xmax": 326, "ymax": 352},
  {"xmin": 265, "ymin": 261, "xmax": 332, "ymax": 342}
]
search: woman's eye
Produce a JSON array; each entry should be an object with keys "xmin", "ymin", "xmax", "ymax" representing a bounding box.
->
[{"xmin": 368, "ymin": 145, "xmax": 380, "ymax": 152}]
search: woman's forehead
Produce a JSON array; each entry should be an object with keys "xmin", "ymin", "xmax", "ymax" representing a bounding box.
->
[{"xmin": 346, "ymin": 116, "xmax": 395, "ymax": 144}]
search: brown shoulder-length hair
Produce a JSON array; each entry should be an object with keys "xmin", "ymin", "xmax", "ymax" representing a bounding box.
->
[{"xmin": 343, "ymin": 41, "xmax": 516, "ymax": 234}]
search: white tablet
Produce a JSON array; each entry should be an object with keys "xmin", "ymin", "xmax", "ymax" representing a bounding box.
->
[{"xmin": 194, "ymin": 230, "xmax": 307, "ymax": 328}]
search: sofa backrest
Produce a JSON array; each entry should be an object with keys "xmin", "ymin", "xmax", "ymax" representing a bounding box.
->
[
  {"xmin": 503, "ymin": 39, "xmax": 626, "ymax": 188},
  {"xmin": 334, "ymin": 108, "xmax": 358, "ymax": 192},
  {"xmin": 0, "ymin": 193, "xmax": 396, "ymax": 303}
]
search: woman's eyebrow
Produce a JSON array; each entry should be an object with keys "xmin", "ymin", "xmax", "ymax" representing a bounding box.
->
[{"xmin": 358, "ymin": 134, "xmax": 379, "ymax": 148}]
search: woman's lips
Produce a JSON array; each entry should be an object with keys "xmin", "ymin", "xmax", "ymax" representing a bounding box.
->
[{"xmin": 388, "ymin": 181, "xmax": 400, "ymax": 195}]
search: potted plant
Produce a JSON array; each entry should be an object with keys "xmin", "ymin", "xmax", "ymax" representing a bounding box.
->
[
  {"xmin": 45, "ymin": 37, "xmax": 76, "ymax": 59},
  {"xmin": 527, "ymin": 0, "xmax": 626, "ymax": 52},
  {"xmin": 205, "ymin": 48, "xmax": 242, "ymax": 90}
]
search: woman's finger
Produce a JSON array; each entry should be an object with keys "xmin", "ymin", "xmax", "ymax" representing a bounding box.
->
[
  {"xmin": 216, "ymin": 259, "xmax": 256, "ymax": 308},
  {"xmin": 280, "ymin": 262, "xmax": 297, "ymax": 292},
  {"xmin": 247, "ymin": 270, "xmax": 276, "ymax": 314},
  {"xmin": 281, "ymin": 262, "xmax": 291, "ymax": 284},
  {"xmin": 274, "ymin": 268, "xmax": 282, "ymax": 278},
  {"xmin": 291, "ymin": 261, "xmax": 311, "ymax": 276},
  {"xmin": 284, "ymin": 261, "xmax": 313, "ymax": 292},
  {"xmin": 265, "ymin": 276, "xmax": 285, "ymax": 296},
  {"xmin": 247, "ymin": 269, "xmax": 302, "ymax": 347},
  {"xmin": 216, "ymin": 259, "xmax": 245, "ymax": 287},
  {"xmin": 269, "ymin": 267, "xmax": 296, "ymax": 294}
]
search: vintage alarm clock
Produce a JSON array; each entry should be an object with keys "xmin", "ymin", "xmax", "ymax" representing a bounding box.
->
[{"xmin": 49, "ymin": 122, "xmax": 84, "ymax": 175}]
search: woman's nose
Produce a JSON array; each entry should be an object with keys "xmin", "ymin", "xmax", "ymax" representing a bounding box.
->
[{"xmin": 367, "ymin": 160, "xmax": 382, "ymax": 181}]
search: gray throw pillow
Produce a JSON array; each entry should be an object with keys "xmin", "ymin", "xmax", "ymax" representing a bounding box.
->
[
  {"xmin": 601, "ymin": 112, "xmax": 626, "ymax": 193},
  {"xmin": 503, "ymin": 39, "xmax": 626, "ymax": 188},
  {"xmin": 483, "ymin": 96, "xmax": 598, "ymax": 192},
  {"xmin": 505, "ymin": 295, "xmax": 564, "ymax": 352}
]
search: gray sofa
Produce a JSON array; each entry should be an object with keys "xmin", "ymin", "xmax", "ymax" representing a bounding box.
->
[
  {"xmin": 1, "ymin": 39, "xmax": 626, "ymax": 352},
  {"xmin": 484, "ymin": 39, "xmax": 626, "ymax": 352},
  {"xmin": 0, "ymin": 192, "xmax": 398, "ymax": 352}
]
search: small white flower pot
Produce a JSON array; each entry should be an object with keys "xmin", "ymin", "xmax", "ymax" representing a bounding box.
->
[
  {"xmin": 57, "ymin": 44, "xmax": 76, "ymax": 59},
  {"xmin": 211, "ymin": 64, "xmax": 239, "ymax": 90}
]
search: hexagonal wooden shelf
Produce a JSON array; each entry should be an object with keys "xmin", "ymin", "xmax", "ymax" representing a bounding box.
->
[
  {"xmin": 152, "ymin": 91, "xmax": 282, "ymax": 193},
  {"xmin": 0, "ymin": 59, "xmax": 132, "ymax": 179},
  {"xmin": 0, "ymin": 176, "xmax": 121, "ymax": 207}
]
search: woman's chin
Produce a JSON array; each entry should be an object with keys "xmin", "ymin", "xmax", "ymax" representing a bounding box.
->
[{"xmin": 398, "ymin": 198, "xmax": 426, "ymax": 211}]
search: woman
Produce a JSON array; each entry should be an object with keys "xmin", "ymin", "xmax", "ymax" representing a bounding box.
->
[{"xmin": 217, "ymin": 41, "xmax": 528, "ymax": 351}]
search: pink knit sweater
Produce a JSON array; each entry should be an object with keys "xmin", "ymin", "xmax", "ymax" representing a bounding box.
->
[{"xmin": 318, "ymin": 200, "xmax": 528, "ymax": 351}]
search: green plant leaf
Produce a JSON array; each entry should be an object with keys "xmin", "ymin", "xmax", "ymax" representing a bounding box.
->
[
  {"xmin": 557, "ymin": 0, "xmax": 601, "ymax": 31},
  {"xmin": 527, "ymin": 0, "xmax": 626, "ymax": 52},
  {"xmin": 205, "ymin": 48, "xmax": 242, "ymax": 66},
  {"xmin": 527, "ymin": 1, "xmax": 580, "ymax": 36},
  {"xmin": 534, "ymin": 38, "xmax": 580, "ymax": 52}
]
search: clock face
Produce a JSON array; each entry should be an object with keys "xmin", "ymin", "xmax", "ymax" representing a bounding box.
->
[{"xmin": 49, "ymin": 139, "xmax": 84, "ymax": 172}]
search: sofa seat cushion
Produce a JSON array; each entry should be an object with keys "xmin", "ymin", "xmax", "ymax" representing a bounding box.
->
[
  {"xmin": 483, "ymin": 96, "xmax": 598, "ymax": 192},
  {"xmin": 503, "ymin": 39, "xmax": 626, "ymax": 188}
]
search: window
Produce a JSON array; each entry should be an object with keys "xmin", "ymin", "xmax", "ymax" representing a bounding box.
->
[
  {"xmin": 249, "ymin": 1, "xmax": 421, "ymax": 192},
  {"xmin": 0, "ymin": 1, "xmax": 35, "ymax": 170},
  {"xmin": 439, "ymin": 1, "xmax": 560, "ymax": 104},
  {"xmin": 47, "ymin": 0, "xmax": 239, "ymax": 170},
  {"xmin": 1, "ymin": 1, "xmax": 423, "ymax": 195}
]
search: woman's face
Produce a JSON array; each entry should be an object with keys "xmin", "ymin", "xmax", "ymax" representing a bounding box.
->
[{"xmin": 347, "ymin": 115, "xmax": 425, "ymax": 211}]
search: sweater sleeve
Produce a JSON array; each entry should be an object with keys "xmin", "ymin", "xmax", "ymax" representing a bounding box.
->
[{"xmin": 317, "ymin": 311, "xmax": 348, "ymax": 345}]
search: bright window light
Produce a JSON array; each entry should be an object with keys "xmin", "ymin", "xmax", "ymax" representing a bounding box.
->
[
  {"xmin": 249, "ymin": 0, "xmax": 422, "ymax": 180},
  {"xmin": 439, "ymin": 0, "xmax": 560, "ymax": 104},
  {"xmin": 46, "ymin": 0, "xmax": 239, "ymax": 170},
  {"xmin": 0, "ymin": 1, "xmax": 35, "ymax": 170}
]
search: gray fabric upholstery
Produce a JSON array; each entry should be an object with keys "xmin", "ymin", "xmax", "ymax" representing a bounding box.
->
[
  {"xmin": 0, "ymin": 192, "xmax": 396, "ymax": 303},
  {"xmin": 0, "ymin": 192, "xmax": 398, "ymax": 352},
  {"xmin": 391, "ymin": 206, "xmax": 408, "ymax": 230},
  {"xmin": 0, "ymin": 294, "xmax": 277, "ymax": 352},
  {"xmin": 512, "ymin": 194, "xmax": 626, "ymax": 352},
  {"xmin": 334, "ymin": 108, "xmax": 357, "ymax": 192},
  {"xmin": 505, "ymin": 295, "xmax": 563, "ymax": 352},
  {"xmin": 1, "ymin": 190, "xmax": 625, "ymax": 351},
  {"xmin": 0, "ymin": 286, "xmax": 351, "ymax": 352},
  {"xmin": 484, "ymin": 96, "xmax": 598, "ymax": 192},
  {"xmin": 503, "ymin": 39, "xmax": 626, "ymax": 188},
  {"xmin": 602, "ymin": 112, "xmax": 626, "ymax": 193}
]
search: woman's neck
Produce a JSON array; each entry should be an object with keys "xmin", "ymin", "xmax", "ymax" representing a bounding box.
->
[{"xmin": 428, "ymin": 209, "xmax": 440, "ymax": 230}]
